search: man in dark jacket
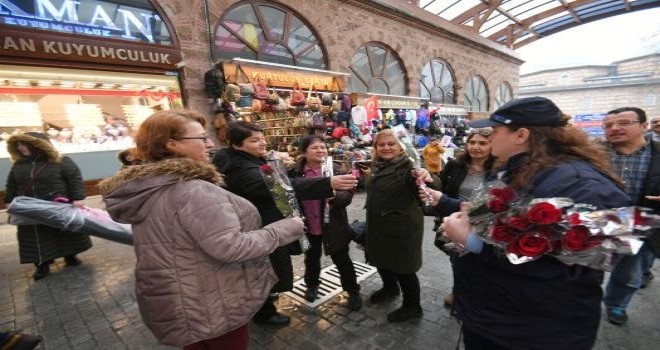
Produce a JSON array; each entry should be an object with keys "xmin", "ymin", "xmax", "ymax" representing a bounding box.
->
[
  {"xmin": 602, "ymin": 107, "xmax": 660, "ymax": 325},
  {"xmin": 213, "ymin": 121, "xmax": 357, "ymax": 326}
]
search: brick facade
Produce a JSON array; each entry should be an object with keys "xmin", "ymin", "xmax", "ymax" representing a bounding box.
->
[
  {"xmin": 519, "ymin": 54, "xmax": 659, "ymax": 118},
  {"xmin": 156, "ymin": 0, "xmax": 522, "ymax": 114}
]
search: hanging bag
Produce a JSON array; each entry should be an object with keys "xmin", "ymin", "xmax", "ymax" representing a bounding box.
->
[
  {"xmin": 266, "ymin": 88, "xmax": 279, "ymax": 105},
  {"xmin": 252, "ymin": 77, "xmax": 268, "ymax": 100},
  {"xmin": 307, "ymin": 85, "xmax": 320, "ymax": 111},
  {"xmin": 222, "ymin": 83, "xmax": 240, "ymax": 102},
  {"xmin": 290, "ymin": 83, "xmax": 306, "ymax": 106}
]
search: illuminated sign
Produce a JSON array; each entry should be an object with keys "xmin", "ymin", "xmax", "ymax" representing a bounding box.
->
[{"xmin": 0, "ymin": 0, "xmax": 172, "ymax": 45}]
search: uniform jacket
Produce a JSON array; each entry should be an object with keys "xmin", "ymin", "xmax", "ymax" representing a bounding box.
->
[
  {"xmin": 290, "ymin": 157, "xmax": 352, "ymax": 256},
  {"xmin": 454, "ymin": 153, "xmax": 631, "ymax": 350},
  {"xmin": 100, "ymin": 158, "xmax": 303, "ymax": 347},
  {"xmin": 5, "ymin": 134, "xmax": 91, "ymax": 263},
  {"xmin": 365, "ymin": 156, "xmax": 424, "ymax": 274}
]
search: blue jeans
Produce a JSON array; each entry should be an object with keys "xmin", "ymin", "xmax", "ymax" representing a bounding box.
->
[{"xmin": 604, "ymin": 242, "xmax": 656, "ymax": 310}]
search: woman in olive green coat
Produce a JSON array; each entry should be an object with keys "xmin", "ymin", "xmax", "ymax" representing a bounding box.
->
[{"xmin": 365, "ymin": 129, "xmax": 425, "ymax": 323}]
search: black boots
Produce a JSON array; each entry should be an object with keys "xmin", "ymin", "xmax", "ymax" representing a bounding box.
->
[
  {"xmin": 387, "ymin": 306, "xmax": 423, "ymax": 323},
  {"xmin": 64, "ymin": 255, "xmax": 81, "ymax": 266},
  {"xmin": 369, "ymin": 286, "xmax": 400, "ymax": 304},
  {"xmin": 347, "ymin": 291, "xmax": 363, "ymax": 311},
  {"xmin": 304, "ymin": 286, "xmax": 319, "ymax": 302},
  {"xmin": 33, "ymin": 263, "xmax": 50, "ymax": 281}
]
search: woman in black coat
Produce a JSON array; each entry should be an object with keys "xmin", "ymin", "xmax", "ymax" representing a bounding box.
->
[
  {"xmin": 290, "ymin": 135, "xmax": 361, "ymax": 311},
  {"xmin": 5, "ymin": 132, "xmax": 92, "ymax": 280},
  {"xmin": 213, "ymin": 121, "xmax": 357, "ymax": 326},
  {"xmin": 427, "ymin": 129, "xmax": 496, "ymax": 307}
]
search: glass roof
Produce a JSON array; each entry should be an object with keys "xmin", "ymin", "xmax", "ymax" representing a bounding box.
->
[{"xmin": 418, "ymin": 0, "xmax": 660, "ymax": 49}]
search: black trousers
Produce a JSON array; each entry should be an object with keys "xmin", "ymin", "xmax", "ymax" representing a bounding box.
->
[
  {"xmin": 304, "ymin": 234, "xmax": 359, "ymax": 293},
  {"xmin": 254, "ymin": 246, "xmax": 293, "ymax": 320},
  {"xmin": 377, "ymin": 268, "xmax": 421, "ymax": 309}
]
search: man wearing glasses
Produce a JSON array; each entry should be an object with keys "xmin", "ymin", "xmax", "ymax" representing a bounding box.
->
[{"xmin": 602, "ymin": 107, "xmax": 660, "ymax": 326}]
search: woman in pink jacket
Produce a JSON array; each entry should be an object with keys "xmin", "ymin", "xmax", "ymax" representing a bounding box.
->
[{"xmin": 100, "ymin": 110, "xmax": 305, "ymax": 349}]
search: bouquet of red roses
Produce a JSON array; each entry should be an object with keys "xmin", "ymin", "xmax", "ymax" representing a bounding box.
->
[
  {"xmin": 466, "ymin": 182, "xmax": 656, "ymax": 271},
  {"xmin": 260, "ymin": 152, "xmax": 309, "ymax": 252}
]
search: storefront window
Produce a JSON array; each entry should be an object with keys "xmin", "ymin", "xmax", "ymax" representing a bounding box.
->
[
  {"xmin": 464, "ymin": 76, "xmax": 489, "ymax": 112},
  {"xmin": 214, "ymin": 1, "xmax": 327, "ymax": 69},
  {"xmin": 349, "ymin": 43, "xmax": 407, "ymax": 95},
  {"xmin": 0, "ymin": 65, "xmax": 182, "ymax": 157},
  {"xmin": 494, "ymin": 82, "xmax": 513, "ymax": 109},
  {"xmin": 420, "ymin": 58, "xmax": 455, "ymax": 104}
]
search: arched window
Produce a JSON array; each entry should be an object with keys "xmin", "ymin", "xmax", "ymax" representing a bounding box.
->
[
  {"xmin": 214, "ymin": 1, "xmax": 327, "ymax": 69},
  {"xmin": 494, "ymin": 82, "xmax": 513, "ymax": 109},
  {"xmin": 349, "ymin": 43, "xmax": 407, "ymax": 95},
  {"xmin": 464, "ymin": 76, "xmax": 488, "ymax": 112},
  {"xmin": 420, "ymin": 58, "xmax": 455, "ymax": 103}
]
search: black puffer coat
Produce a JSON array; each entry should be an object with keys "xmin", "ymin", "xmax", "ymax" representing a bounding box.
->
[{"xmin": 5, "ymin": 134, "xmax": 92, "ymax": 264}]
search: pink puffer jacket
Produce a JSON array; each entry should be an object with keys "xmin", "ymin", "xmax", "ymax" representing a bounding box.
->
[{"xmin": 100, "ymin": 159, "xmax": 303, "ymax": 347}]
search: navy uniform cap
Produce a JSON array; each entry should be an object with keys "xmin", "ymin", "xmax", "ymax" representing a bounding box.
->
[{"xmin": 470, "ymin": 96, "xmax": 562, "ymax": 128}]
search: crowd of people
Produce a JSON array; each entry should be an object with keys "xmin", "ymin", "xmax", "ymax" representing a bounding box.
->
[{"xmin": 3, "ymin": 97, "xmax": 658, "ymax": 350}]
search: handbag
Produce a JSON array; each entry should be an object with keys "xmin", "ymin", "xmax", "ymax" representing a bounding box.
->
[
  {"xmin": 252, "ymin": 78, "xmax": 268, "ymax": 100},
  {"xmin": 312, "ymin": 112, "xmax": 325, "ymax": 129},
  {"xmin": 266, "ymin": 89, "xmax": 279, "ymax": 105},
  {"xmin": 222, "ymin": 83, "xmax": 240, "ymax": 102},
  {"xmin": 290, "ymin": 83, "xmax": 306, "ymax": 106}
]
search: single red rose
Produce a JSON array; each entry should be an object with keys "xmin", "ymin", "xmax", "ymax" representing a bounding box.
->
[
  {"xmin": 526, "ymin": 202, "xmax": 562, "ymax": 225},
  {"xmin": 490, "ymin": 187, "xmax": 517, "ymax": 203},
  {"xmin": 563, "ymin": 225, "xmax": 601, "ymax": 251},
  {"xmin": 508, "ymin": 215, "xmax": 530, "ymax": 231},
  {"xmin": 488, "ymin": 198, "xmax": 509, "ymax": 213},
  {"xmin": 567, "ymin": 212, "xmax": 581, "ymax": 225},
  {"xmin": 259, "ymin": 164, "xmax": 273, "ymax": 175},
  {"xmin": 490, "ymin": 224, "xmax": 516, "ymax": 243},
  {"xmin": 634, "ymin": 207, "xmax": 643, "ymax": 226},
  {"xmin": 507, "ymin": 233, "xmax": 551, "ymax": 257}
]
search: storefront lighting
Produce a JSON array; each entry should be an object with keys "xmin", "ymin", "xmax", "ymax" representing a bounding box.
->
[
  {"xmin": 366, "ymin": 93, "xmax": 424, "ymax": 101},
  {"xmin": 58, "ymin": 81, "xmax": 76, "ymax": 88},
  {"xmin": 80, "ymin": 82, "xmax": 96, "ymax": 88},
  {"xmin": 100, "ymin": 83, "xmax": 116, "ymax": 89},
  {"xmin": 37, "ymin": 80, "xmax": 54, "ymax": 87},
  {"xmin": 12, "ymin": 79, "xmax": 30, "ymax": 86},
  {"xmin": 230, "ymin": 58, "xmax": 350, "ymax": 76}
]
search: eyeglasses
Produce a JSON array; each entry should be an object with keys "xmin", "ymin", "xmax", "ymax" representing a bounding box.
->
[
  {"xmin": 469, "ymin": 127, "xmax": 493, "ymax": 136},
  {"xmin": 175, "ymin": 135, "xmax": 213, "ymax": 142},
  {"xmin": 602, "ymin": 120, "xmax": 641, "ymax": 130}
]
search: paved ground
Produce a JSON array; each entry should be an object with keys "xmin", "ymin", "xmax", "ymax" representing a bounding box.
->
[{"xmin": 1, "ymin": 193, "xmax": 659, "ymax": 349}]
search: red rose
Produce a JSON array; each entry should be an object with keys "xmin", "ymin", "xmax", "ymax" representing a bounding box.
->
[
  {"xmin": 259, "ymin": 164, "xmax": 273, "ymax": 175},
  {"xmin": 507, "ymin": 233, "xmax": 551, "ymax": 257},
  {"xmin": 490, "ymin": 224, "xmax": 516, "ymax": 243},
  {"xmin": 526, "ymin": 202, "xmax": 562, "ymax": 225},
  {"xmin": 563, "ymin": 225, "xmax": 602, "ymax": 251},
  {"xmin": 487, "ymin": 198, "xmax": 509, "ymax": 213},
  {"xmin": 567, "ymin": 212, "xmax": 581, "ymax": 225},
  {"xmin": 490, "ymin": 187, "xmax": 517, "ymax": 203},
  {"xmin": 507, "ymin": 215, "xmax": 530, "ymax": 231}
]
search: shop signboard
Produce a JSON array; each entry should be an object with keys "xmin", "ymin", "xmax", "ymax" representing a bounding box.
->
[
  {"xmin": 222, "ymin": 62, "xmax": 345, "ymax": 90},
  {"xmin": 352, "ymin": 93, "xmax": 422, "ymax": 110},
  {"xmin": 0, "ymin": 25, "xmax": 182, "ymax": 69},
  {"xmin": 573, "ymin": 113, "xmax": 606, "ymax": 138},
  {"xmin": 0, "ymin": 0, "xmax": 172, "ymax": 45}
]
